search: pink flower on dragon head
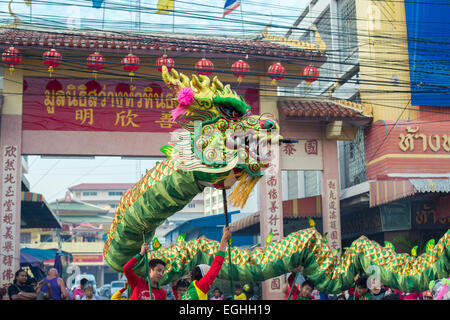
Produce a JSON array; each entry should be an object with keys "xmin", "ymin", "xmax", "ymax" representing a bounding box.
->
[{"xmin": 171, "ymin": 87, "xmax": 196, "ymax": 122}]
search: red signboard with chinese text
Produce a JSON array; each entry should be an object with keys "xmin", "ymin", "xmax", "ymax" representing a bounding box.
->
[{"xmin": 22, "ymin": 78, "xmax": 259, "ymax": 132}]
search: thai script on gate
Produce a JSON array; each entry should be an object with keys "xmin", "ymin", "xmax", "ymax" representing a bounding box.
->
[
  {"xmin": 399, "ymin": 126, "xmax": 450, "ymax": 152},
  {"xmin": 44, "ymin": 83, "xmax": 175, "ymax": 114}
]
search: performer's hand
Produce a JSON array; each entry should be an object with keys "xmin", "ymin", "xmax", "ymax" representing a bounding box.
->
[
  {"xmin": 140, "ymin": 243, "xmax": 149, "ymax": 256},
  {"xmin": 219, "ymin": 226, "xmax": 231, "ymax": 252},
  {"xmin": 292, "ymin": 265, "xmax": 303, "ymax": 273}
]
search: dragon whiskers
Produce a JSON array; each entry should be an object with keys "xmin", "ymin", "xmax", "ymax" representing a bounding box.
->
[{"xmin": 229, "ymin": 172, "xmax": 261, "ymax": 208}]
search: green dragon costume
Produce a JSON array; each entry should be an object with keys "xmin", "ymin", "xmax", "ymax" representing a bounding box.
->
[{"xmin": 104, "ymin": 66, "xmax": 449, "ymax": 294}]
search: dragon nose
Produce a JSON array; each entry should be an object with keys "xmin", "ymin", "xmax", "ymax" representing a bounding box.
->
[{"xmin": 260, "ymin": 120, "xmax": 275, "ymax": 130}]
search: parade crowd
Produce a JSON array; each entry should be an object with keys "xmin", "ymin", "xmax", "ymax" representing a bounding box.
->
[{"xmin": 1, "ymin": 228, "xmax": 447, "ymax": 301}]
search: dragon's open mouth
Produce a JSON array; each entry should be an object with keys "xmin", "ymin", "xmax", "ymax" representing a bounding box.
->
[{"xmin": 225, "ymin": 130, "xmax": 281, "ymax": 162}]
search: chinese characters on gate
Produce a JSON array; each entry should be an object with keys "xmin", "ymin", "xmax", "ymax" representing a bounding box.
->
[
  {"xmin": 265, "ymin": 145, "xmax": 283, "ymax": 293},
  {"xmin": 326, "ymin": 179, "xmax": 340, "ymax": 250},
  {"xmin": 1, "ymin": 145, "xmax": 18, "ymax": 290}
]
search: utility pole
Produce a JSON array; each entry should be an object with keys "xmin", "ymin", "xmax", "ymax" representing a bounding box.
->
[{"xmin": 55, "ymin": 199, "xmax": 62, "ymax": 255}]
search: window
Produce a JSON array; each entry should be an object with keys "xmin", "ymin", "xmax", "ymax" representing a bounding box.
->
[
  {"xmin": 20, "ymin": 233, "xmax": 31, "ymax": 244},
  {"xmin": 338, "ymin": 0, "xmax": 359, "ymax": 66},
  {"xmin": 343, "ymin": 127, "xmax": 366, "ymax": 188},
  {"xmin": 82, "ymin": 191, "xmax": 97, "ymax": 196},
  {"xmin": 40, "ymin": 234, "xmax": 53, "ymax": 242},
  {"xmin": 108, "ymin": 191, "xmax": 123, "ymax": 196},
  {"xmin": 315, "ymin": 7, "xmax": 333, "ymax": 89},
  {"xmin": 188, "ymin": 203, "xmax": 195, "ymax": 208}
]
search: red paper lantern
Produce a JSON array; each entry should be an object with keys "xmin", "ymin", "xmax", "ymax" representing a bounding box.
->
[
  {"xmin": 195, "ymin": 58, "xmax": 214, "ymax": 76},
  {"xmin": 268, "ymin": 62, "xmax": 286, "ymax": 86},
  {"xmin": 2, "ymin": 47, "xmax": 21, "ymax": 75},
  {"xmin": 43, "ymin": 48, "xmax": 62, "ymax": 77},
  {"xmin": 156, "ymin": 54, "xmax": 175, "ymax": 72},
  {"xmin": 87, "ymin": 52, "xmax": 105, "ymax": 79},
  {"xmin": 301, "ymin": 65, "xmax": 319, "ymax": 86},
  {"xmin": 121, "ymin": 53, "xmax": 140, "ymax": 81},
  {"xmin": 231, "ymin": 59, "xmax": 250, "ymax": 84}
]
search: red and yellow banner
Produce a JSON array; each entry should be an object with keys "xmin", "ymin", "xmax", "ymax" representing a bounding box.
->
[
  {"xmin": 72, "ymin": 254, "xmax": 104, "ymax": 264},
  {"xmin": 22, "ymin": 77, "xmax": 259, "ymax": 132}
]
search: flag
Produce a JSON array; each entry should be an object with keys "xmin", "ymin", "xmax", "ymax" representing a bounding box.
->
[
  {"xmin": 156, "ymin": 0, "xmax": 175, "ymax": 14},
  {"xmin": 265, "ymin": 232, "xmax": 273, "ymax": 245},
  {"xmin": 92, "ymin": 0, "xmax": 104, "ymax": 8},
  {"xmin": 152, "ymin": 237, "xmax": 161, "ymax": 251},
  {"xmin": 223, "ymin": 0, "xmax": 240, "ymax": 18}
]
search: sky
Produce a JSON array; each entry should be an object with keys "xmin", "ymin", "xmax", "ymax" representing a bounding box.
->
[
  {"xmin": 0, "ymin": 0, "xmax": 307, "ymax": 36},
  {"xmin": 4, "ymin": 0, "xmax": 307, "ymax": 214},
  {"xmin": 25, "ymin": 155, "xmax": 260, "ymax": 214}
]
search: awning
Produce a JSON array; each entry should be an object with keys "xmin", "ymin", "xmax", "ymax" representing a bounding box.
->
[
  {"xmin": 369, "ymin": 179, "xmax": 450, "ymax": 207},
  {"xmin": 20, "ymin": 248, "xmax": 72, "ymax": 261},
  {"xmin": 231, "ymin": 195, "xmax": 322, "ymax": 232},
  {"xmin": 231, "ymin": 212, "xmax": 260, "ymax": 232},
  {"xmin": 21, "ymin": 191, "xmax": 62, "ymax": 228},
  {"xmin": 410, "ymin": 179, "xmax": 450, "ymax": 193}
]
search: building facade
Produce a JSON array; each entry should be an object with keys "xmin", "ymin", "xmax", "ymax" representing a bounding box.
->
[{"xmin": 285, "ymin": 0, "xmax": 450, "ymax": 253}]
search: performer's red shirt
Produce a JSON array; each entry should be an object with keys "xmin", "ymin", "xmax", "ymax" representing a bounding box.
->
[{"xmin": 123, "ymin": 254, "xmax": 167, "ymax": 300}]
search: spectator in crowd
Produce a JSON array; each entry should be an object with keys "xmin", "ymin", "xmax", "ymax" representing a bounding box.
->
[
  {"xmin": 8, "ymin": 269, "xmax": 36, "ymax": 300},
  {"xmin": 210, "ymin": 288, "xmax": 223, "ymax": 300},
  {"xmin": 403, "ymin": 292, "xmax": 423, "ymax": 300},
  {"xmin": 40, "ymin": 267, "xmax": 68, "ymax": 300},
  {"xmin": 30, "ymin": 278, "xmax": 52, "ymax": 300},
  {"xmin": 423, "ymin": 290, "xmax": 433, "ymax": 300},
  {"xmin": 354, "ymin": 276, "xmax": 372, "ymax": 300},
  {"xmin": 172, "ymin": 279, "xmax": 189, "ymax": 300},
  {"xmin": 234, "ymin": 284, "xmax": 247, "ymax": 300},
  {"xmin": 369, "ymin": 279, "xmax": 386, "ymax": 300},
  {"xmin": 248, "ymin": 285, "xmax": 261, "ymax": 300},
  {"xmin": 0, "ymin": 287, "xmax": 7, "ymax": 300},
  {"xmin": 73, "ymin": 278, "xmax": 88, "ymax": 300},
  {"xmin": 123, "ymin": 242, "xmax": 167, "ymax": 300},
  {"xmin": 382, "ymin": 293, "xmax": 401, "ymax": 300},
  {"xmin": 298, "ymin": 280, "xmax": 315, "ymax": 300},
  {"xmin": 337, "ymin": 294, "xmax": 346, "ymax": 300},
  {"xmin": 81, "ymin": 284, "xmax": 100, "ymax": 300}
]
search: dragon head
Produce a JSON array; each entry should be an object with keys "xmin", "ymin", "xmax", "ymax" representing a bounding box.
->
[{"xmin": 161, "ymin": 66, "xmax": 281, "ymax": 206}]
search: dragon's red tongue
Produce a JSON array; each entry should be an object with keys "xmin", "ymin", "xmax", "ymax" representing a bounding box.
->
[{"xmin": 212, "ymin": 168, "xmax": 243, "ymax": 189}]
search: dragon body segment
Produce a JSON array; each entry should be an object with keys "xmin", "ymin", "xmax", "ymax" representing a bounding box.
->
[{"xmin": 147, "ymin": 228, "xmax": 449, "ymax": 293}]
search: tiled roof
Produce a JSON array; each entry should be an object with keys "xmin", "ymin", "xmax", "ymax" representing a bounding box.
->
[
  {"xmin": 49, "ymin": 199, "xmax": 109, "ymax": 213},
  {"xmin": 278, "ymin": 99, "xmax": 373, "ymax": 121},
  {"xmin": 69, "ymin": 183, "xmax": 134, "ymax": 191},
  {"xmin": 0, "ymin": 28, "xmax": 327, "ymax": 62}
]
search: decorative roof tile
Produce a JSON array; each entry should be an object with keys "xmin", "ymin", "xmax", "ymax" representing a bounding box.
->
[
  {"xmin": 278, "ymin": 99, "xmax": 373, "ymax": 121},
  {"xmin": 0, "ymin": 28, "xmax": 327, "ymax": 62}
]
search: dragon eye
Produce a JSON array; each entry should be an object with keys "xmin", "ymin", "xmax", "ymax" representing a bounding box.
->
[{"xmin": 217, "ymin": 102, "xmax": 244, "ymax": 119}]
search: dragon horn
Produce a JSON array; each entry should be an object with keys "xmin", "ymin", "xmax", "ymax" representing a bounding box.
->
[{"xmin": 212, "ymin": 76, "xmax": 224, "ymax": 91}]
